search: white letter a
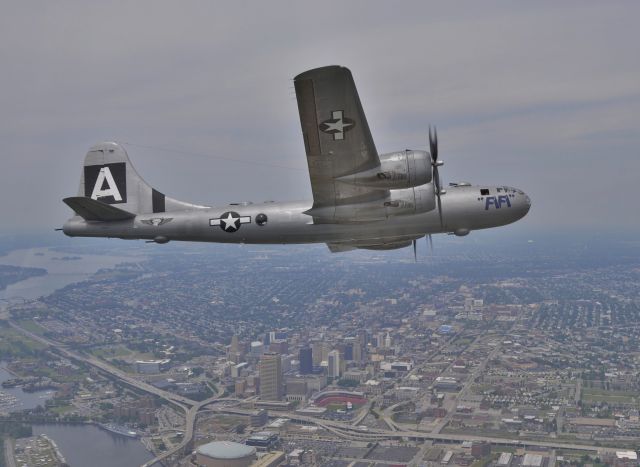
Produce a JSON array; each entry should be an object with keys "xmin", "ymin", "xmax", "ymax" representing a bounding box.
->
[{"xmin": 91, "ymin": 167, "xmax": 122, "ymax": 201}]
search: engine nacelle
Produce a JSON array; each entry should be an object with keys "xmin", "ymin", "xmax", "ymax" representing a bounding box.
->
[
  {"xmin": 306, "ymin": 182, "xmax": 436, "ymax": 222},
  {"xmin": 384, "ymin": 182, "xmax": 437, "ymax": 217},
  {"xmin": 336, "ymin": 150, "xmax": 432, "ymax": 189}
]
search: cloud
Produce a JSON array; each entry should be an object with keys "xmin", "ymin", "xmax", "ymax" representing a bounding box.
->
[{"xmin": 0, "ymin": 1, "xmax": 638, "ymax": 232}]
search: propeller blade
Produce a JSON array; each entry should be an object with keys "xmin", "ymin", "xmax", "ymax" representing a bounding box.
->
[
  {"xmin": 413, "ymin": 239, "xmax": 417, "ymax": 262},
  {"xmin": 429, "ymin": 125, "xmax": 443, "ymax": 227},
  {"xmin": 429, "ymin": 126, "xmax": 438, "ymax": 162},
  {"xmin": 427, "ymin": 234, "xmax": 433, "ymax": 254}
]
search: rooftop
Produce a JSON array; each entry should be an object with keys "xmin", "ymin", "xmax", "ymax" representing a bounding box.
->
[{"xmin": 197, "ymin": 441, "xmax": 256, "ymax": 460}]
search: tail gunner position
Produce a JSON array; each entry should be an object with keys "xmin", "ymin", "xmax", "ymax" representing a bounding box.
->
[{"xmin": 62, "ymin": 66, "xmax": 530, "ymax": 253}]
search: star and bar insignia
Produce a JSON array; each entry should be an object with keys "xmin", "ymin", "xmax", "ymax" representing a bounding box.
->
[
  {"xmin": 319, "ymin": 110, "xmax": 355, "ymax": 140},
  {"xmin": 209, "ymin": 211, "xmax": 251, "ymax": 232}
]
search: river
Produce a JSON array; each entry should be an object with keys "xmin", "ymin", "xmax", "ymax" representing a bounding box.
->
[
  {"xmin": 0, "ymin": 247, "xmax": 141, "ymax": 302},
  {"xmin": 31, "ymin": 424, "xmax": 154, "ymax": 467},
  {"xmin": 1, "ymin": 246, "xmax": 155, "ymax": 466}
]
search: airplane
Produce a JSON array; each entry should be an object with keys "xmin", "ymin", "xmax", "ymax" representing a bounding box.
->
[{"xmin": 61, "ymin": 65, "xmax": 530, "ymax": 254}]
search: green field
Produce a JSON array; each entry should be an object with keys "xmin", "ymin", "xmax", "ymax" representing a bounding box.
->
[
  {"xmin": 91, "ymin": 345, "xmax": 133, "ymax": 359},
  {"xmin": 16, "ymin": 319, "xmax": 47, "ymax": 336},
  {"xmin": 582, "ymin": 388, "xmax": 637, "ymax": 404},
  {"xmin": 49, "ymin": 404, "xmax": 75, "ymax": 415},
  {"xmin": 90, "ymin": 345, "xmax": 156, "ymax": 365},
  {"xmin": 0, "ymin": 324, "xmax": 47, "ymax": 357}
]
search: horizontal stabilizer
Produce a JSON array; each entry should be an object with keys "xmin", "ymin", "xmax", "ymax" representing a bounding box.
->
[{"xmin": 63, "ymin": 197, "xmax": 136, "ymax": 221}]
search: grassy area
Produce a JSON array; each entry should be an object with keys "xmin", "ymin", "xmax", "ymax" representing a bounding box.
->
[
  {"xmin": 151, "ymin": 438, "xmax": 167, "ymax": 451},
  {"xmin": 582, "ymin": 388, "xmax": 637, "ymax": 404},
  {"xmin": 0, "ymin": 325, "xmax": 48, "ymax": 357},
  {"xmin": 90, "ymin": 345, "xmax": 133, "ymax": 359},
  {"xmin": 49, "ymin": 405, "xmax": 75, "ymax": 415},
  {"xmin": 491, "ymin": 446, "xmax": 517, "ymax": 454},
  {"xmin": 17, "ymin": 319, "xmax": 47, "ymax": 336}
]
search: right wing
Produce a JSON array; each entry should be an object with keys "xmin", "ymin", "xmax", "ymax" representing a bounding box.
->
[{"xmin": 294, "ymin": 66, "xmax": 386, "ymax": 220}]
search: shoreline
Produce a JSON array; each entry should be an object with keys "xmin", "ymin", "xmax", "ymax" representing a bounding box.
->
[{"xmin": 31, "ymin": 421, "xmax": 157, "ymax": 456}]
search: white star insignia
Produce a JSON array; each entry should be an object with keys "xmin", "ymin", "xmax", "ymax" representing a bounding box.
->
[
  {"xmin": 221, "ymin": 212, "xmax": 239, "ymax": 231},
  {"xmin": 324, "ymin": 118, "xmax": 353, "ymax": 133}
]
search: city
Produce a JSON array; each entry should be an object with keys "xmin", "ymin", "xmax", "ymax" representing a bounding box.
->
[{"xmin": 1, "ymin": 233, "xmax": 639, "ymax": 466}]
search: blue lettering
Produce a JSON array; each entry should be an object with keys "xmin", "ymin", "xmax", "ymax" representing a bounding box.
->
[
  {"xmin": 485, "ymin": 195, "xmax": 512, "ymax": 210},
  {"xmin": 497, "ymin": 195, "xmax": 511, "ymax": 208}
]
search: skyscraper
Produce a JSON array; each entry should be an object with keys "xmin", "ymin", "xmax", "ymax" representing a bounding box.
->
[
  {"xmin": 259, "ymin": 352, "xmax": 283, "ymax": 401},
  {"xmin": 328, "ymin": 350, "xmax": 341, "ymax": 379},
  {"xmin": 353, "ymin": 337, "xmax": 363, "ymax": 363},
  {"xmin": 312, "ymin": 342, "xmax": 329, "ymax": 366},
  {"xmin": 299, "ymin": 346, "xmax": 313, "ymax": 374}
]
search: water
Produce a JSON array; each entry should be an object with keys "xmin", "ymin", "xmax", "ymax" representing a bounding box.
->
[
  {"xmin": 1, "ymin": 246, "xmax": 154, "ymax": 465},
  {"xmin": 0, "ymin": 247, "xmax": 142, "ymax": 302},
  {"xmin": 32, "ymin": 423, "xmax": 154, "ymax": 467},
  {"xmin": 1, "ymin": 363, "xmax": 156, "ymax": 466},
  {"xmin": 0, "ymin": 364, "xmax": 53, "ymax": 411}
]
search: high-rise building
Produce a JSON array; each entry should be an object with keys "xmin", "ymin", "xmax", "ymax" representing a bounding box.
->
[
  {"xmin": 259, "ymin": 352, "xmax": 283, "ymax": 401},
  {"xmin": 269, "ymin": 339, "xmax": 288, "ymax": 354},
  {"xmin": 358, "ymin": 330, "xmax": 369, "ymax": 348},
  {"xmin": 312, "ymin": 342, "xmax": 329, "ymax": 366},
  {"xmin": 251, "ymin": 341, "xmax": 264, "ymax": 356},
  {"xmin": 230, "ymin": 334, "xmax": 239, "ymax": 353},
  {"xmin": 384, "ymin": 332, "xmax": 392, "ymax": 348},
  {"xmin": 375, "ymin": 332, "xmax": 385, "ymax": 348},
  {"xmin": 299, "ymin": 346, "xmax": 313, "ymax": 374},
  {"xmin": 328, "ymin": 350, "xmax": 341, "ymax": 379},
  {"xmin": 353, "ymin": 337, "xmax": 363, "ymax": 362},
  {"xmin": 343, "ymin": 343, "xmax": 353, "ymax": 361}
]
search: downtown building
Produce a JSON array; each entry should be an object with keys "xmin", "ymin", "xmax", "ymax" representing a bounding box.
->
[
  {"xmin": 259, "ymin": 352, "xmax": 283, "ymax": 401},
  {"xmin": 299, "ymin": 346, "xmax": 313, "ymax": 374}
]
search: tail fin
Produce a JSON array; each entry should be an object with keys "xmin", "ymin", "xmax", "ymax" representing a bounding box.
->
[{"xmin": 75, "ymin": 142, "xmax": 205, "ymax": 216}]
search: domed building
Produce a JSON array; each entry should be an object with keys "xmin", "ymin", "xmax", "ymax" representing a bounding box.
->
[{"xmin": 195, "ymin": 441, "xmax": 256, "ymax": 467}]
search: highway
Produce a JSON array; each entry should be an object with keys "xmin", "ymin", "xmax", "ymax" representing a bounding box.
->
[
  {"xmin": 7, "ymin": 320, "xmax": 206, "ymax": 466},
  {"xmin": 8, "ymin": 321, "xmax": 197, "ymax": 404},
  {"xmin": 208, "ymin": 404, "xmax": 613, "ymax": 455},
  {"xmin": 6, "ymin": 320, "xmax": 619, "ymax": 464},
  {"xmin": 3, "ymin": 438, "xmax": 17, "ymax": 467}
]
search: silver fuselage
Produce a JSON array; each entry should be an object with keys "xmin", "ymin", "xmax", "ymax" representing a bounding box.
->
[{"xmin": 63, "ymin": 185, "xmax": 531, "ymax": 245}]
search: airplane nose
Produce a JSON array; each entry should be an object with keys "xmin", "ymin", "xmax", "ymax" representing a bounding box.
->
[{"xmin": 519, "ymin": 190, "xmax": 531, "ymax": 217}]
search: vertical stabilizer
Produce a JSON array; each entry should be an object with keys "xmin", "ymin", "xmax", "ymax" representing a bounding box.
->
[{"xmin": 77, "ymin": 142, "xmax": 206, "ymax": 215}]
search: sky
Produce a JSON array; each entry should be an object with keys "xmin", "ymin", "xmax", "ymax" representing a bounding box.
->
[{"xmin": 1, "ymin": 2, "xmax": 639, "ymax": 235}]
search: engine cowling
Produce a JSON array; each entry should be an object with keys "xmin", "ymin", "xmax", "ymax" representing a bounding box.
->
[
  {"xmin": 306, "ymin": 182, "xmax": 436, "ymax": 222},
  {"xmin": 336, "ymin": 150, "xmax": 432, "ymax": 189},
  {"xmin": 383, "ymin": 182, "xmax": 436, "ymax": 217}
]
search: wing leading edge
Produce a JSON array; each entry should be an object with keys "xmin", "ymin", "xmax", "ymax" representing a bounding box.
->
[{"xmin": 294, "ymin": 66, "xmax": 387, "ymax": 220}]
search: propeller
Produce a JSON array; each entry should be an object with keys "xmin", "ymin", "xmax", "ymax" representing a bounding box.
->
[
  {"xmin": 413, "ymin": 239, "xmax": 417, "ymax": 262},
  {"xmin": 427, "ymin": 234, "xmax": 434, "ymax": 254},
  {"xmin": 429, "ymin": 126, "xmax": 444, "ymax": 227}
]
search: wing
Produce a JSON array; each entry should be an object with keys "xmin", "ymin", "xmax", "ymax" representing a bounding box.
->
[{"xmin": 294, "ymin": 66, "xmax": 386, "ymax": 219}]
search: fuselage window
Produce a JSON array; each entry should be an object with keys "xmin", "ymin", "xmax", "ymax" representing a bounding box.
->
[{"xmin": 480, "ymin": 188, "xmax": 490, "ymax": 196}]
